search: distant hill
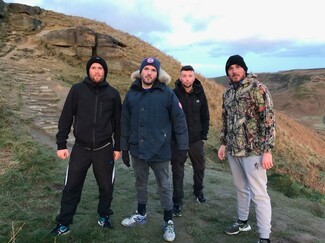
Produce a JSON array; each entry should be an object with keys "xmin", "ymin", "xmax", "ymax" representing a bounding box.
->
[{"xmin": 0, "ymin": 0, "xmax": 324, "ymax": 194}]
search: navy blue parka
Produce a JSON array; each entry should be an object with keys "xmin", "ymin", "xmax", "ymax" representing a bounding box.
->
[{"xmin": 121, "ymin": 69, "xmax": 188, "ymax": 162}]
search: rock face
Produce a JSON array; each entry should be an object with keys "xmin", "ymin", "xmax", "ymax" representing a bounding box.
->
[
  {"xmin": 7, "ymin": 2, "xmax": 42, "ymax": 15},
  {"xmin": 6, "ymin": 3, "xmax": 43, "ymax": 30},
  {"xmin": 9, "ymin": 14, "xmax": 42, "ymax": 31},
  {"xmin": 2, "ymin": 2, "xmax": 127, "ymax": 59},
  {"xmin": 41, "ymin": 26, "xmax": 126, "ymax": 59}
]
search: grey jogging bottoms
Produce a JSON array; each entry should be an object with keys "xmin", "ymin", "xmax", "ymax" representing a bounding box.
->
[{"xmin": 227, "ymin": 154, "xmax": 272, "ymax": 239}]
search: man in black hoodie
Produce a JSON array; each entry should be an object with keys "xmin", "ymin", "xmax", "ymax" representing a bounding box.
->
[
  {"xmin": 50, "ymin": 56, "xmax": 122, "ymax": 236},
  {"xmin": 171, "ymin": 65, "xmax": 210, "ymax": 217}
]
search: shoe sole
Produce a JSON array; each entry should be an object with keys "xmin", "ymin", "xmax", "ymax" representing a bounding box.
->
[
  {"xmin": 196, "ymin": 198, "xmax": 206, "ymax": 204},
  {"xmin": 60, "ymin": 231, "xmax": 70, "ymax": 236},
  {"xmin": 224, "ymin": 225, "xmax": 252, "ymax": 235},
  {"xmin": 163, "ymin": 235, "xmax": 176, "ymax": 242},
  {"xmin": 98, "ymin": 221, "xmax": 113, "ymax": 229},
  {"xmin": 121, "ymin": 219, "xmax": 147, "ymax": 227},
  {"xmin": 51, "ymin": 230, "xmax": 70, "ymax": 237},
  {"xmin": 173, "ymin": 213, "xmax": 182, "ymax": 217}
]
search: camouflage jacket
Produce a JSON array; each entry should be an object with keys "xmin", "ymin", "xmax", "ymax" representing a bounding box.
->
[{"xmin": 220, "ymin": 74, "xmax": 276, "ymax": 156}]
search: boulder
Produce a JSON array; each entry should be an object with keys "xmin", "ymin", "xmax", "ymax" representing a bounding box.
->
[
  {"xmin": 76, "ymin": 46, "xmax": 93, "ymax": 57},
  {"xmin": 42, "ymin": 28, "xmax": 76, "ymax": 47},
  {"xmin": 97, "ymin": 33, "xmax": 126, "ymax": 48},
  {"xmin": 9, "ymin": 14, "xmax": 42, "ymax": 31},
  {"xmin": 75, "ymin": 27, "xmax": 96, "ymax": 47},
  {"xmin": 97, "ymin": 46, "xmax": 124, "ymax": 59},
  {"xmin": 8, "ymin": 3, "xmax": 42, "ymax": 16},
  {"xmin": 41, "ymin": 26, "xmax": 127, "ymax": 58}
]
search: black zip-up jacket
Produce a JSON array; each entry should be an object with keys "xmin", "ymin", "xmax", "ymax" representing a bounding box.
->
[
  {"xmin": 56, "ymin": 77, "xmax": 121, "ymax": 151},
  {"xmin": 174, "ymin": 78, "xmax": 210, "ymax": 144}
]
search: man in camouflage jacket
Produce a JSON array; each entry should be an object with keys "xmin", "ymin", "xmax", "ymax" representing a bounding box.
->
[{"xmin": 218, "ymin": 55, "xmax": 275, "ymax": 243}]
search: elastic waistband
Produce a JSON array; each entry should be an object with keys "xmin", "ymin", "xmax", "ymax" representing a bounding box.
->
[{"xmin": 77, "ymin": 142, "xmax": 111, "ymax": 151}]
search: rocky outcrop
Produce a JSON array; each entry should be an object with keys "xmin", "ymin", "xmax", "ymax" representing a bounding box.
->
[
  {"xmin": 7, "ymin": 2, "xmax": 42, "ymax": 15},
  {"xmin": 8, "ymin": 14, "xmax": 42, "ymax": 31},
  {"xmin": 3, "ymin": 2, "xmax": 43, "ymax": 31},
  {"xmin": 1, "ymin": 2, "xmax": 127, "ymax": 60},
  {"xmin": 40, "ymin": 26, "xmax": 127, "ymax": 59}
]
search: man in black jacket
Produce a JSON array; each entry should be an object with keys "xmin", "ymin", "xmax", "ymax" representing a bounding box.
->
[
  {"xmin": 171, "ymin": 65, "xmax": 210, "ymax": 216},
  {"xmin": 50, "ymin": 56, "xmax": 122, "ymax": 236}
]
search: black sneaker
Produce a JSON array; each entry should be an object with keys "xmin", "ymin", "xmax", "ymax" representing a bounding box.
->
[
  {"xmin": 98, "ymin": 216, "xmax": 113, "ymax": 228},
  {"xmin": 50, "ymin": 224, "xmax": 70, "ymax": 236},
  {"xmin": 258, "ymin": 239, "xmax": 270, "ymax": 243},
  {"xmin": 224, "ymin": 220, "xmax": 251, "ymax": 235},
  {"xmin": 196, "ymin": 193, "xmax": 206, "ymax": 203},
  {"xmin": 172, "ymin": 206, "xmax": 182, "ymax": 217}
]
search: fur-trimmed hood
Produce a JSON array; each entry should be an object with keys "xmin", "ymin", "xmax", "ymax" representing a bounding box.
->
[{"xmin": 130, "ymin": 69, "xmax": 171, "ymax": 85}]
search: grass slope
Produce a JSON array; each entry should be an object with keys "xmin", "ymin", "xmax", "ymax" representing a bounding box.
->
[{"xmin": 0, "ymin": 106, "xmax": 324, "ymax": 242}]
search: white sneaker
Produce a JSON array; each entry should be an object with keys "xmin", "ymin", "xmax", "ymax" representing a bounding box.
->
[
  {"xmin": 121, "ymin": 212, "xmax": 147, "ymax": 227},
  {"xmin": 163, "ymin": 220, "xmax": 175, "ymax": 242}
]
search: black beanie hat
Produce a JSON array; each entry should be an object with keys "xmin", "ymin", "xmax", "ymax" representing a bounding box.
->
[
  {"xmin": 86, "ymin": 56, "xmax": 108, "ymax": 80},
  {"xmin": 140, "ymin": 57, "xmax": 160, "ymax": 76},
  {"xmin": 225, "ymin": 55, "xmax": 248, "ymax": 76}
]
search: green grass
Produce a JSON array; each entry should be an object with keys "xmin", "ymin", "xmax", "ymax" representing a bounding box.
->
[{"xmin": 0, "ymin": 101, "xmax": 324, "ymax": 243}]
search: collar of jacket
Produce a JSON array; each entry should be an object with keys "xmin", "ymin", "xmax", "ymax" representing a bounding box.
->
[
  {"xmin": 130, "ymin": 79, "xmax": 165, "ymax": 92},
  {"xmin": 84, "ymin": 76, "xmax": 108, "ymax": 88}
]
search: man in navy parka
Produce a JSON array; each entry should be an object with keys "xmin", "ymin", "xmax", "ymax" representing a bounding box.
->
[{"xmin": 120, "ymin": 57, "xmax": 188, "ymax": 242}]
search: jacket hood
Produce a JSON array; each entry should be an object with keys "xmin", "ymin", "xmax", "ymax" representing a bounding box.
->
[{"xmin": 130, "ymin": 69, "xmax": 171, "ymax": 85}]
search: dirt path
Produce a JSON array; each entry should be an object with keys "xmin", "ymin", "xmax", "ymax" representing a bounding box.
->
[{"xmin": 1, "ymin": 33, "xmax": 73, "ymax": 148}]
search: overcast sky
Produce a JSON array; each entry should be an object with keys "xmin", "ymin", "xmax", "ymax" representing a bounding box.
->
[{"xmin": 5, "ymin": 0, "xmax": 325, "ymax": 77}]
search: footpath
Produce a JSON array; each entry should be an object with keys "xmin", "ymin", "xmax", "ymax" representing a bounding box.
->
[{"xmin": 0, "ymin": 33, "xmax": 73, "ymax": 149}]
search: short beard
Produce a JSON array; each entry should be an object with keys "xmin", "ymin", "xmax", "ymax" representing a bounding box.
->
[
  {"xmin": 142, "ymin": 79, "xmax": 154, "ymax": 86},
  {"xmin": 90, "ymin": 76, "xmax": 104, "ymax": 83},
  {"xmin": 182, "ymin": 84, "xmax": 192, "ymax": 89}
]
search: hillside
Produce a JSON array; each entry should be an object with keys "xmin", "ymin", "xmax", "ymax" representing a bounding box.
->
[
  {"xmin": 1, "ymin": 0, "xmax": 324, "ymax": 194},
  {"xmin": 0, "ymin": 1, "xmax": 324, "ymax": 242}
]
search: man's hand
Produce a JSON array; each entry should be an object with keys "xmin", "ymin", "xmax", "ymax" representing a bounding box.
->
[
  {"xmin": 262, "ymin": 152, "xmax": 274, "ymax": 170},
  {"xmin": 217, "ymin": 145, "xmax": 226, "ymax": 160},
  {"xmin": 57, "ymin": 149, "xmax": 70, "ymax": 159},
  {"xmin": 122, "ymin": 150, "xmax": 130, "ymax": 167},
  {"xmin": 114, "ymin": 151, "xmax": 121, "ymax": 161}
]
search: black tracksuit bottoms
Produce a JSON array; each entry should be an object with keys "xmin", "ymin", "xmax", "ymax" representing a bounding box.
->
[
  {"xmin": 171, "ymin": 139, "xmax": 205, "ymax": 206},
  {"xmin": 56, "ymin": 143, "xmax": 115, "ymax": 226}
]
